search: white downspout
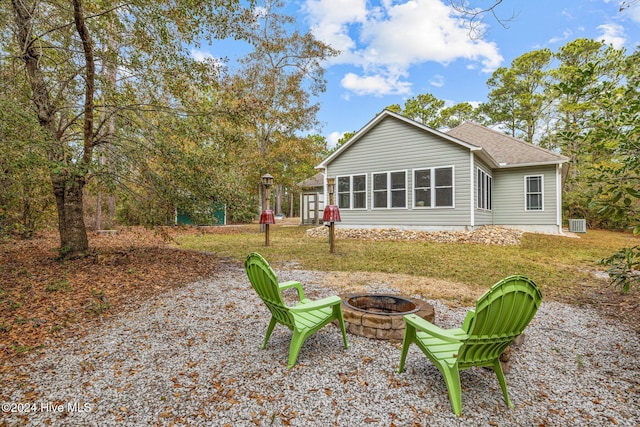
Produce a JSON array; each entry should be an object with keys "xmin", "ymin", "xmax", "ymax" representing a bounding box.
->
[
  {"xmin": 557, "ymin": 163, "xmax": 563, "ymax": 234},
  {"xmin": 470, "ymin": 153, "xmax": 475, "ymax": 230}
]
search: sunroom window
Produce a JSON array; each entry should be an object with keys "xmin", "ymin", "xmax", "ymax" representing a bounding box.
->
[
  {"xmin": 337, "ymin": 175, "xmax": 366, "ymax": 209},
  {"xmin": 413, "ymin": 167, "xmax": 454, "ymax": 208},
  {"xmin": 373, "ymin": 171, "xmax": 406, "ymax": 208}
]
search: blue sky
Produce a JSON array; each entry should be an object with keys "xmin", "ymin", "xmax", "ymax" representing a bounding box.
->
[{"xmin": 194, "ymin": 0, "xmax": 640, "ymax": 148}]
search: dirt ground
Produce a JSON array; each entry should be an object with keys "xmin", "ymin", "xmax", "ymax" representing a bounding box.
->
[{"xmin": 1, "ymin": 225, "xmax": 638, "ymax": 377}]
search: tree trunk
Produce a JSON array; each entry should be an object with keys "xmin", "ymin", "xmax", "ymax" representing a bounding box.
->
[
  {"xmin": 288, "ymin": 191, "xmax": 294, "ymax": 218},
  {"xmin": 274, "ymin": 184, "xmax": 283, "ymax": 215},
  {"xmin": 96, "ymin": 193, "xmax": 103, "ymax": 231},
  {"xmin": 53, "ymin": 175, "xmax": 89, "ymax": 257},
  {"xmin": 12, "ymin": 0, "xmax": 93, "ymax": 258}
]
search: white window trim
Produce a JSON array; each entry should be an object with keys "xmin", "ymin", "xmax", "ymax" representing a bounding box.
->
[
  {"xmin": 336, "ymin": 174, "xmax": 367, "ymax": 210},
  {"xmin": 477, "ymin": 167, "xmax": 492, "ymax": 211},
  {"xmin": 412, "ymin": 166, "xmax": 455, "ymax": 209},
  {"xmin": 524, "ymin": 174, "xmax": 544, "ymax": 211},
  {"xmin": 372, "ymin": 170, "xmax": 408, "ymax": 209}
]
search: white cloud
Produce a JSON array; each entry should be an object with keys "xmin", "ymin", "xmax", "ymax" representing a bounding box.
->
[
  {"xmin": 597, "ymin": 23, "xmax": 626, "ymax": 48},
  {"xmin": 341, "ymin": 72, "xmax": 412, "ymax": 96},
  {"xmin": 303, "ymin": 0, "xmax": 368, "ymax": 57},
  {"xmin": 191, "ymin": 49, "xmax": 226, "ymax": 73},
  {"xmin": 429, "ymin": 74, "xmax": 445, "ymax": 88},
  {"xmin": 191, "ymin": 49, "xmax": 214, "ymax": 62},
  {"xmin": 303, "ymin": 0, "xmax": 503, "ymax": 97},
  {"xmin": 620, "ymin": 2, "xmax": 640, "ymax": 23},
  {"xmin": 327, "ymin": 131, "xmax": 345, "ymax": 148},
  {"xmin": 548, "ymin": 29, "xmax": 574, "ymax": 44}
]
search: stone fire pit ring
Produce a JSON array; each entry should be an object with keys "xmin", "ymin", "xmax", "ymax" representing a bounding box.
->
[{"xmin": 339, "ymin": 294, "xmax": 435, "ymax": 342}]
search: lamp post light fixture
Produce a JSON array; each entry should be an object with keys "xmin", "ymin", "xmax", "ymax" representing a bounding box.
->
[
  {"xmin": 260, "ymin": 173, "xmax": 275, "ymax": 246},
  {"xmin": 323, "ymin": 177, "xmax": 341, "ymax": 253}
]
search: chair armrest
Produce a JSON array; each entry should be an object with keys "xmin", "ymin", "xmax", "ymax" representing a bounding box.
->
[
  {"xmin": 278, "ymin": 280, "xmax": 306, "ymax": 300},
  {"xmin": 461, "ymin": 309, "xmax": 475, "ymax": 332},
  {"xmin": 404, "ymin": 314, "xmax": 466, "ymax": 343},
  {"xmin": 289, "ymin": 295, "xmax": 342, "ymax": 313}
]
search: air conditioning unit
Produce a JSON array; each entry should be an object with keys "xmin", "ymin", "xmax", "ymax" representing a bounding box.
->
[{"xmin": 568, "ymin": 219, "xmax": 587, "ymax": 233}]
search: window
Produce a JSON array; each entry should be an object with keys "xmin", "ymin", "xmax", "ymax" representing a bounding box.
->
[
  {"xmin": 373, "ymin": 171, "xmax": 406, "ymax": 208},
  {"xmin": 337, "ymin": 175, "xmax": 366, "ymax": 209},
  {"xmin": 352, "ymin": 175, "xmax": 366, "ymax": 208},
  {"xmin": 373, "ymin": 173, "xmax": 387, "ymax": 208},
  {"xmin": 477, "ymin": 168, "xmax": 492, "ymax": 210},
  {"xmin": 435, "ymin": 168, "xmax": 453, "ymax": 207},
  {"xmin": 525, "ymin": 175, "xmax": 543, "ymax": 211},
  {"xmin": 414, "ymin": 170, "xmax": 431, "ymax": 207},
  {"xmin": 413, "ymin": 167, "xmax": 454, "ymax": 208}
]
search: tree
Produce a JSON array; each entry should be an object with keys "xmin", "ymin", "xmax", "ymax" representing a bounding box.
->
[
  {"xmin": 440, "ymin": 102, "xmax": 487, "ymax": 128},
  {"xmin": 588, "ymin": 48, "xmax": 640, "ymax": 291},
  {"xmin": 385, "ymin": 95, "xmax": 485, "ymax": 130},
  {"xmin": 338, "ymin": 131, "xmax": 357, "ymax": 145},
  {"xmin": 5, "ymin": 0, "xmax": 251, "ymax": 257},
  {"xmin": 548, "ymin": 40, "xmax": 626, "ymax": 175},
  {"xmin": 9, "ymin": 0, "xmax": 98, "ymax": 256},
  {"xmin": 229, "ymin": 0, "xmax": 338, "ymax": 215},
  {"xmin": 400, "ymin": 94, "xmax": 446, "ymax": 128},
  {"xmin": 0, "ymin": 94, "xmax": 52, "ymax": 238},
  {"xmin": 483, "ymin": 48, "xmax": 553, "ymax": 142}
]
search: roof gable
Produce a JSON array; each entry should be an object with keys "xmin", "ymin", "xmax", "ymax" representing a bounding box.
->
[
  {"xmin": 446, "ymin": 122, "xmax": 568, "ymax": 167},
  {"xmin": 317, "ymin": 110, "xmax": 482, "ymax": 169},
  {"xmin": 317, "ymin": 110, "xmax": 568, "ymax": 171}
]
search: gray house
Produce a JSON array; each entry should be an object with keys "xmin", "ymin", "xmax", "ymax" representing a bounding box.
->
[{"xmin": 316, "ymin": 110, "xmax": 569, "ymax": 234}]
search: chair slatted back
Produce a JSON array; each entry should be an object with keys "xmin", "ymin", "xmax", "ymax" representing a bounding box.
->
[
  {"xmin": 244, "ymin": 252, "xmax": 294, "ymax": 328},
  {"xmin": 457, "ymin": 275, "xmax": 542, "ymax": 367}
]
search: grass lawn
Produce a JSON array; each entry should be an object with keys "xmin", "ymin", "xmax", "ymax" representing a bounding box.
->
[
  {"xmin": 176, "ymin": 223, "xmax": 639, "ymax": 306},
  {"xmin": 1, "ymin": 224, "xmax": 638, "ymax": 369}
]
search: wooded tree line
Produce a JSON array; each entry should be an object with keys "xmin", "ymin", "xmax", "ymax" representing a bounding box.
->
[
  {"xmin": 1, "ymin": 0, "xmax": 638, "ymax": 282},
  {"xmin": 1, "ymin": 0, "xmax": 330, "ymax": 257}
]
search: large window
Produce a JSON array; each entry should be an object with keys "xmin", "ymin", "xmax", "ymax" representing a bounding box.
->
[
  {"xmin": 525, "ymin": 175, "xmax": 543, "ymax": 211},
  {"xmin": 373, "ymin": 171, "xmax": 406, "ymax": 208},
  {"xmin": 413, "ymin": 167, "xmax": 454, "ymax": 208},
  {"xmin": 414, "ymin": 169, "xmax": 431, "ymax": 207},
  {"xmin": 337, "ymin": 175, "xmax": 366, "ymax": 209},
  {"xmin": 477, "ymin": 168, "xmax": 492, "ymax": 210}
]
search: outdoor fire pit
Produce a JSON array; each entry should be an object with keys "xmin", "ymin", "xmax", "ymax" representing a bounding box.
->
[{"xmin": 340, "ymin": 294, "xmax": 435, "ymax": 341}]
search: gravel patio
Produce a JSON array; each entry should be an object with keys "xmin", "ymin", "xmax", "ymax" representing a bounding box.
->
[{"xmin": 3, "ymin": 263, "xmax": 639, "ymax": 426}]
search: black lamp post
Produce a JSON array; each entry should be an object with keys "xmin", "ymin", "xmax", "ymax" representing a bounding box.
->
[
  {"xmin": 260, "ymin": 173, "xmax": 275, "ymax": 246},
  {"xmin": 323, "ymin": 177, "xmax": 341, "ymax": 253}
]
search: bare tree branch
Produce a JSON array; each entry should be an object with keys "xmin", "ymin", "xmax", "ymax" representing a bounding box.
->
[
  {"xmin": 620, "ymin": 0, "xmax": 640, "ymax": 11},
  {"xmin": 448, "ymin": 0, "xmax": 518, "ymax": 39}
]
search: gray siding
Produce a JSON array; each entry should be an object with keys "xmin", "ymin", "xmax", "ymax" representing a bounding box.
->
[
  {"xmin": 327, "ymin": 116, "xmax": 472, "ymax": 227},
  {"xmin": 492, "ymin": 165, "xmax": 559, "ymax": 226}
]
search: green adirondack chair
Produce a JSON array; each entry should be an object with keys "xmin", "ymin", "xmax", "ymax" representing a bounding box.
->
[
  {"xmin": 244, "ymin": 252, "xmax": 349, "ymax": 368},
  {"xmin": 398, "ymin": 275, "xmax": 542, "ymax": 416}
]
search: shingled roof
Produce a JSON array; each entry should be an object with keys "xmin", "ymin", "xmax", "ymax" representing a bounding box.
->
[
  {"xmin": 297, "ymin": 172, "xmax": 324, "ymax": 189},
  {"xmin": 447, "ymin": 122, "xmax": 568, "ymax": 168}
]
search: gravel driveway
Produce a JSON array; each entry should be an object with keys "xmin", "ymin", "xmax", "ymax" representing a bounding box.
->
[{"xmin": 3, "ymin": 263, "xmax": 639, "ymax": 426}]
